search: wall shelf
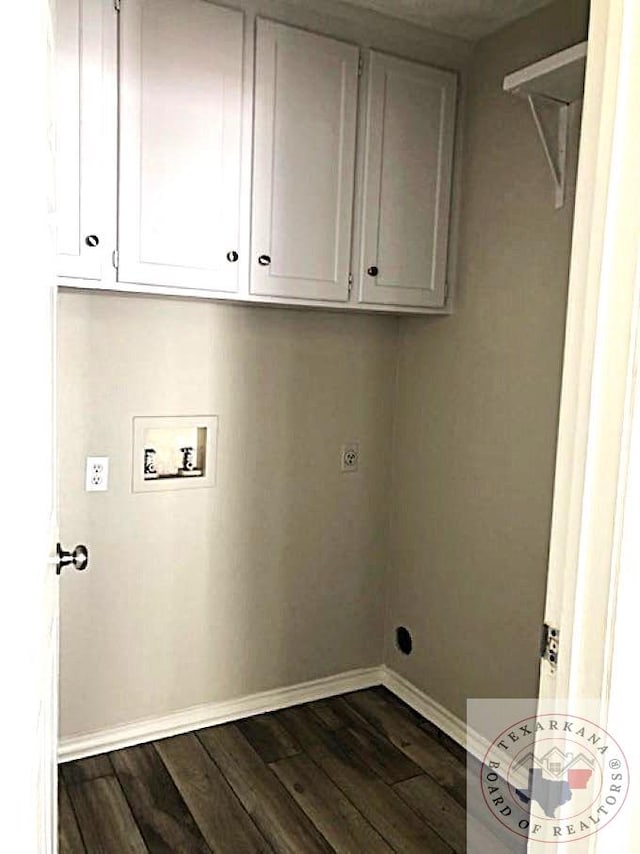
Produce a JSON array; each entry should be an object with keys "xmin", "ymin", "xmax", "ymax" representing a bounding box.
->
[
  {"xmin": 504, "ymin": 41, "xmax": 587, "ymax": 208},
  {"xmin": 503, "ymin": 42, "xmax": 587, "ymax": 103}
]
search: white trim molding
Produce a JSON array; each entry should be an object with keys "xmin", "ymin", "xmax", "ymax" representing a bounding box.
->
[
  {"xmin": 59, "ymin": 666, "xmax": 382, "ymax": 762},
  {"xmin": 59, "ymin": 664, "xmax": 490, "ymax": 766},
  {"xmin": 379, "ymin": 667, "xmax": 489, "ymax": 763}
]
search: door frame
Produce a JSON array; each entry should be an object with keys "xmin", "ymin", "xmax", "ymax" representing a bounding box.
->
[
  {"xmin": 0, "ymin": 0, "xmax": 59, "ymax": 849},
  {"xmin": 537, "ymin": 0, "xmax": 640, "ymax": 849}
]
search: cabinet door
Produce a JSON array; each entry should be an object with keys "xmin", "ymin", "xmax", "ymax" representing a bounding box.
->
[
  {"xmin": 359, "ymin": 51, "xmax": 457, "ymax": 308},
  {"xmin": 251, "ymin": 20, "xmax": 358, "ymax": 302},
  {"xmin": 119, "ymin": 0, "xmax": 244, "ymax": 292},
  {"xmin": 55, "ymin": 0, "xmax": 117, "ymax": 281}
]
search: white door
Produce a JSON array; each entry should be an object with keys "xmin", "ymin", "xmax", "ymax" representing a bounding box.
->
[
  {"xmin": 251, "ymin": 19, "xmax": 359, "ymax": 302},
  {"xmin": 533, "ymin": 0, "xmax": 640, "ymax": 850},
  {"xmin": 119, "ymin": 0, "xmax": 244, "ymax": 293},
  {"xmin": 537, "ymin": 0, "xmax": 638, "ymax": 712},
  {"xmin": 358, "ymin": 51, "xmax": 457, "ymax": 308},
  {"xmin": 55, "ymin": 0, "xmax": 117, "ymax": 283},
  {"xmin": 1, "ymin": 0, "xmax": 59, "ymax": 848}
]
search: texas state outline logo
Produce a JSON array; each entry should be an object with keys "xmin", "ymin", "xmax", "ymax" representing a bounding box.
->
[{"xmin": 478, "ymin": 712, "xmax": 629, "ymax": 844}]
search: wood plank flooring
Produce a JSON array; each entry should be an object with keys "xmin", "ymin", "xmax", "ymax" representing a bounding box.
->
[{"xmin": 59, "ymin": 687, "xmax": 515, "ymax": 853}]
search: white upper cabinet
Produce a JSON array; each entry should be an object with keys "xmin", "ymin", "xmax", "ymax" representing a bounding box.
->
[
  {"xmin": 358, "ymin": 51, "xmax": 457, "ymax": 308},
  {"xmin": 251, "ymin": 20, "xmax": 359, "ymax": 302},
  {"xmin": 118, "ymin": 0, "xmax": 244, "ymax": 292},
  {"xmin": 55, "ymin": 2, "xmax": 461, "ymax": 313},
  {"xmin": 55, "ymin": 0, "xmax": 117, "ymax": 281}
]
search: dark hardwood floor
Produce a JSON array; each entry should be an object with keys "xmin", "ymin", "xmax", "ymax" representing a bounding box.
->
[{"xmin": 59, "ymin": 687, "xmax": 517, "ymax": 853}]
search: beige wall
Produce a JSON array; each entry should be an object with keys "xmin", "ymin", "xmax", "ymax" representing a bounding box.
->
[
  {"xmin": 385, "ymin": 0, "xmax": 589, "ymax": 720},
  {"xmin": 58, "ymin": 0, "xmax": 590, "ymax": 740},
  {"xmin": 58, "ymin": 292, "xmax": 397, "ymax": 737},
  {"xmin": 57, "ymin": 0, "xmax": 472, "ymax": 742}
]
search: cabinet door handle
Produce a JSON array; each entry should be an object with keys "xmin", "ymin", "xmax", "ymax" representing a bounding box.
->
[
  {"xmin": 85, "ymin": 234, "xmax": 100, "ymax": 248},
  {"xmin": 258, "ymin": 254, "xmax": 271, "ymax": 266},
  {"xmin": 367, "ymin": 265, "xmax": 379, "ymax": 277},
  {"xmin": 226, "ymin": 250, "xmax": 239, "ymax": 262}
]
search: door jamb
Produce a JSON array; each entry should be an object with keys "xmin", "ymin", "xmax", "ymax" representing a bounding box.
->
[{"xmin": 535, "ymin": 0, "xmax": 640, "ymax": 850}]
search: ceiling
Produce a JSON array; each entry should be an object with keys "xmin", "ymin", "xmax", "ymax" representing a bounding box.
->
[{"xmin": 335, "ymin": 0, "xmax": 555, "ymax": 40}]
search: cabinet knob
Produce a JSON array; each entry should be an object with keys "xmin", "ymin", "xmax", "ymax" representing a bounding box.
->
[
  {"xmin": 85, "ymin": 234, "xmax": 100, "ymax": 248},
  {"xmin": 258, "ymin": 254, "xmax": 271, "ymax": 266},
  {"xmin": 367, "ymin": 265, "xmax": 379, "ymax": 277},
  {"xmin": 226, "ymin": 250, "xmax": 239, "ymax": 263}
]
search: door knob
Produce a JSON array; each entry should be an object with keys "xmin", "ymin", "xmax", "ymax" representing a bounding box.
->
[
  {"xmin": 258, "ymin": 254, "xmax": 271, "ymax": 266},
  {"xmin": 367, "ymin": 265, "xmax": 379, "ymax": 277},
  {"xmin": 226, "ymin": 250, "xmax": 239, "ymax": 262},
  {"xmin": 84, "ymin": 235, "xmax": 100, "ymax": 247},
  {"xmin": 56, "ymin": 543, "xmax": 89, "ymax": 576}
]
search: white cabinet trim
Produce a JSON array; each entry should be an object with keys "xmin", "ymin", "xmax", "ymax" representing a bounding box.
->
[
  {"xmin": 117, "ymin": 0, "xmax": 245, "ymax": 293},
  {"xmin": 56, "ymin": 0, "xmax": 464, "ymax": 316},
  {"xmin": 358, "ymin": 50, "xmax": 457, "ymax": 308},
  {"xmin": 250, "ymin": 18, "xmax": 359, "ymax": 302},
  {"xmin": 55, "ymin": 0, "xmax": 117, "ymax": 283}
]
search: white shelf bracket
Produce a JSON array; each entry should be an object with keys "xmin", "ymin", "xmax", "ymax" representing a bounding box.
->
[{"xmin": 527, "ymin": 95, "xmax": 569, "ymax": 209}]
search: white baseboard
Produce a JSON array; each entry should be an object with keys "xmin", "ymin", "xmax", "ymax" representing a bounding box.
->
[
  {"xmin": 59, "ymin": 664, "xmax": 488, "ymax": 765},
  {"xmin": 379, "ymin": 666, "xmax": 490, "ymax": 763},
  {"xmin": 58, "ymin": 666, "xmax": 382, "ymax": 763}
]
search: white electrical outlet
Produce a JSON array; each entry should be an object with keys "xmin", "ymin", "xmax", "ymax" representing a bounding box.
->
[
  {"xmin": 85, "ymin": 456, "xmax": 109, "ymax": 492},
  {"xmin": 341, "ymin": 442, "xmax": 359, "ymax": 472}
]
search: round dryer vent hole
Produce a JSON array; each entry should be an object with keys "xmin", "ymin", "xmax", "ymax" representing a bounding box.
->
[{"xmin": 395, "ymin": 626, "xmax": 413, "ymax": 655}]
